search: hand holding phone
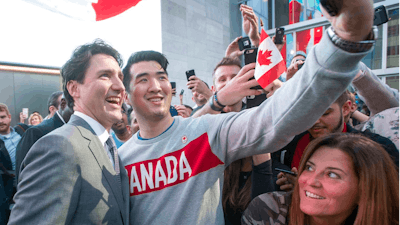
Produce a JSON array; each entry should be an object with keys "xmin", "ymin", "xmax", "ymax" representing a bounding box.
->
[
  {"xmin": 180, "ymin": 89, "xmax": 184, "ymax": 95},
  {"xmin": 275, "ymin": 168, "xmax": 297, "ymax": 176},
  {"xmin": 276, "ymin": 167, "xmax": 298, "ymax": 191},
  {"xmin": 238, "ymin": 37, "xmax": 252, "ymax": 51},
  {"xmin": 274, "ymin": 28, "xmax": 285, "ymax": 44},
  {"xmin": 185, "ymin": 70, "xmax": 195, "ymax": 81}
]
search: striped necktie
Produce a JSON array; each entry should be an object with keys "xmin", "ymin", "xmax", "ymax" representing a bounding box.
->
[{"xmin": 106, "ymin": 137, "xmax": 121, "ymax": 190}]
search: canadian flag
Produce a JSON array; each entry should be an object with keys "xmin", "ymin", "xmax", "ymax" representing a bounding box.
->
[
  {"xmin": 254, "ymin": 28, "xmax": 286, "ymax": 89},
  {"xmin": 21, "ymin": 0, "xmax": 142, "ymax": 21}
]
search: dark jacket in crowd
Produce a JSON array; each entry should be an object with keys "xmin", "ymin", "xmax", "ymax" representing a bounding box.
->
[
  {"xmin": 15, "ymin": 113, "xmax": 64, "ymax": 183},
  {"xmin": 0, "ymin": 123, "xmax": 29, "ymax": 223}
]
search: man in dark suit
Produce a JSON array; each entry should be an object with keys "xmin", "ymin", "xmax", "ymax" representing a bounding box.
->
[
  {"xmin": 15, "ymin": 94, "xmax": 73, "ymax": 183},
  {"xmin": 9, "ymin": 40, "xmax": 129, "ymax": 224}
]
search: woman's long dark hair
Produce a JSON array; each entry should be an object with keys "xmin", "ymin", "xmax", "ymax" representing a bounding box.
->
[{"xmin": 222, "ymin": 157, "xmax": 252, "ymax": 214}]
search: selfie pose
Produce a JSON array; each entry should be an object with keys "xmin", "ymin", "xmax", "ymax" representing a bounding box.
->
[{"xmin": 242, "ymin": 133, "xmax": 399, "ymax": 225}]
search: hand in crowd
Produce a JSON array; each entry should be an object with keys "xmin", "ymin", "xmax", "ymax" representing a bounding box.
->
[
  {"xmin": 272, "ymin": 36, "xmax": 286, "ymax": 52},
  {"xmin": 19, "ymin": 112, "xmax": 26, "ymax": 123},
  {"xmin": 286, "ymin": 60, "xmax": 305, "ymax": 81},
  {"xmin": 276, "ymin": 167, "xmax": 297, "ymax": 191},
  {"xmin": 264, "ymin": 79, "xmax": 283, "ymax": 98},
  {"xmin": 187, "ymin": 76, "xmax": 213, "ymax": 99},
  {"xmin": 174, "ymin": 105, "xmax": 190, "ymax": 118},
  {"xmin": 321, "ymin": 0, "xmax": 374, "ymax": 42},
  {"xmin": 240, "ymin": 4, "xmax": 260, "ymax": 47},
  {"xmin": 217, "ymin": 63, "xmax": 263, "ymax": 106},
  {"xmin": 225, "ymin": 36, "xmax": 245, "ymax": 58},
  {"xmin": 179, "ymin": 92, "xmax": 183, "ymax": 105}
]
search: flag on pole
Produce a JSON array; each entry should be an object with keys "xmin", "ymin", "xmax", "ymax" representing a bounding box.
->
[
  {"xmin": 254, "ymin": 28, "xmax": 286, "ymax": 89},
  {"xmin": 21, "ymin": 0, "xmax": 142, "ymax": 21}
]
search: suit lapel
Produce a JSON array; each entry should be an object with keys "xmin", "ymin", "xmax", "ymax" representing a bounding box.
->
[
  {"xmin": 52, "ymin": 112, "xmax": 65, "ymax": 129},
  {"xmin": 68, "ymin": 115, "xmax": 127, "ymax": 223}
]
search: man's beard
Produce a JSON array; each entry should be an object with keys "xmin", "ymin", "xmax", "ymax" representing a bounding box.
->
[
  {"xmin": 0, "ymin": 123, "xmax": 10, "ymax": 134},
  {"xmin": 332, "ymin": 111, "xmax": 344, "ymax": 133}
]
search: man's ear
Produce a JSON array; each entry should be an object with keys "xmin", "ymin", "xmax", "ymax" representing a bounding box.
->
[
  {"xmin": 126, "ymin": 125, "xmax": 131, "ymax": 134},
  {"xmin": 342, "ymin": 100, "xmax": 352, "ymax": 117},
  {"xmin": 67, "ymin": 80, "xmax": 79, "ymax": 99},
  {"xmin": 49, "ymin": 106, "xmax": 57, "ymax": 113}
]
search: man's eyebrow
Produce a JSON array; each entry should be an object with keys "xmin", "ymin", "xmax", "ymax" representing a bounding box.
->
[
  {"xmin": 96, "ymin": 69, "xmax": 116, "ymax": 74},
  {"xmin": 134, "ymin": 72, "xmax": 149, "ymax": 79},
  {"xmin": 156, "ymin": 71, "xmax": 167, "ymax": 75}
]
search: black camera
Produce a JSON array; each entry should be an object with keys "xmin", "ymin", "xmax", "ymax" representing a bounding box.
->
[
  {"xmin": 374, "ymin": 5, "xmax": 389, "ymax": 26},
  {"xmin": 238, "ymin": 37, "xmax": 252, "ymax": 51}
]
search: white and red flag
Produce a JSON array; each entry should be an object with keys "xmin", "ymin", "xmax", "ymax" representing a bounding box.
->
[
  {"xmin": 21, "ymin": 0, "xmax": 142, "ymax": 21},
  {"xmin": 254, "ymin": 28, "xmax": 286, "ymax": 89}
]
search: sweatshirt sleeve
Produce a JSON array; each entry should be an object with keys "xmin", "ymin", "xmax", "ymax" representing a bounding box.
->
[
  {"xmin": 352, "ymin": 62, "xmax": 399, "ymax": 116},
  {"xmin": 203, "ymin": 28, "xmax": 374, "ymax": 165}
]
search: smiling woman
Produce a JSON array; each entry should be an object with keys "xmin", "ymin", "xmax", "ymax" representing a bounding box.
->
[{"xmin": 242, "ymin": 133, "xmax": 399, "ymax": 225}]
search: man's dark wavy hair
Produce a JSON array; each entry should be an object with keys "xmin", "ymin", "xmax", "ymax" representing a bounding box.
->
[
  {"xmin": 61, "ymin": 39, "xmax": 123, "ymax": 109},
  {"xmin": 122, "ymin": 50, "xmax": 169, "ymax": 92}
]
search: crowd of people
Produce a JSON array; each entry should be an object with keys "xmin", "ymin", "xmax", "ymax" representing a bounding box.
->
[{"xmin": 0, "ymin": 1, "xmax": 398, "ymax": 224}]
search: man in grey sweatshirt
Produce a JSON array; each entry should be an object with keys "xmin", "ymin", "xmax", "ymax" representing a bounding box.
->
[{"xmin": 119, "ymin": 1, "xmax": 376, "ymax": 224}]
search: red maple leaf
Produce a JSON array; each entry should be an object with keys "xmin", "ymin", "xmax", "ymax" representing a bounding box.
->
[{"xmin": 258, "ymin": 49, "xmax": 273, "ymax": 66}]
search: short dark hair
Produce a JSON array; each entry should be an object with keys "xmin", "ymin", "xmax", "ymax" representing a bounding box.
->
[
  {"xmin": 122, "ymin": 51, "xmax": 169, "ymax": 92},
  {"xmin": 213, "ymin": 57, "xmax": 242, "ymax": 76},
  {"xmin": 61, "ymin": 39, "xmax": 123, "ymax": 109},
  {"xmin": 335, "ymin": 90, "xmax": 351, "ymax": 107},
  {"xmin": 212, "ymin": 57, "xmax": 242, "ymax": 84},
  {"xmin": 47, "ymin": 91, "xmax": 63, "ymax": 114}
]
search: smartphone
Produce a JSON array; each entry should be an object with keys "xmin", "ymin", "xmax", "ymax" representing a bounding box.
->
[
  {"xmin": 246, "ymin": 94, "xmax": 267, "ymax": 109},
  {"xmin": 374, "ymin": 5, "xmax": 389, "ymax": 26},
  {"xmin": 244, "ymin": 48, "xmax": 262, "ymax": 90},
  {"xmin": 274, "ymin": 28, "xmax": 285, "ymax": 44},
  {"xmin": 320, "ymin": 0, "xmax": 342, "ymax": 16},
  {"xmin": 186, "ymin": 69, "xmax": 195, "ymax": 81},
  {"xmin": 238, "ymin": 37, "xmax": 252, "ymax": 51},
  {"xmin": 170, "ymin": 82, "xmax": 176, "ymax": 89},
  {"xmin": 180, "ymin": 89, "xmax": 184, "ymax": 95},
  {"xmin": 22, "ymin": 108, "xmax": 28, "ymax": 118},
  {"xmin": 296, "ymin": 58, "xmax": 305, "ymax": 70},
  {"xmin": 244, "ymin": 48, "xmax": 258, "ymax": 65},
  {"xmin": 275, "ymin": 168, "xmax": 297, "ymax": 176}
]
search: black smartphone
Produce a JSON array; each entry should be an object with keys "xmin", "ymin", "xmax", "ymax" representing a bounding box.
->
[
  {"xmin": 186, "ymin": 69, "xmax": 195, "ymax": 81},
  {"xmin": 170, "ymin": 82, "xmax": 176, "ymax": 89},
  {"xmin": 246, "ymin": 94, "xmax": 267, "ymax": 109},
  {"xmin": 244, "ymin": 48, "xmax": 258, "ymax": 65},
  {"xmin": 374, "ymin": 5, "xmax": 389, "ymax": 26},
  {"xmin": 238, "ymin": 37, "xmax": 252, "ymax": 51},
  {"xmin": 274, "ymin": 28, "xmax": 285, "ymax": 44},
  {"xmin": 275, "ymin": 168, "xmax": 297, "ymax": 176},
  {"xmin": 244, "ymin": 48, "xmax": 262, "ymax": 90},
  {"xmin": 320, "ymin": 0, "xmax": 342, "ymax": 16},
  {"xmin": 180, "ymin": 89, "xmax": 184, "ymax": 95},
  {"xmin": 296, "ymin": 58, "xmax": 305, "ymax": 70}
]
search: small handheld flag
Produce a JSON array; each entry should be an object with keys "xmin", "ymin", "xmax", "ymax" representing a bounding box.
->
[{"xmin": 254, "ymin": 28, "xmax": 286, "ymax": 89}]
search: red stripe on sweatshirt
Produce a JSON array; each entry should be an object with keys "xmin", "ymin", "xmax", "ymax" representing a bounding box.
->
[{"xmin": 124, "ymin": 133, "xmax": 224, "ymax": 196}]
